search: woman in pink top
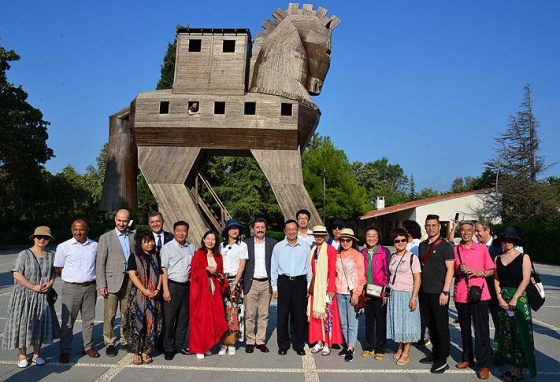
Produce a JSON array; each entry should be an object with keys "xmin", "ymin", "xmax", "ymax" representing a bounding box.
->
[
  {"xmin": 386, "ymin": 228, "xmax": 422, "ymax": 366},
  {"xmin": 335, "ymin": 228, "xmax": 365, "ymax": 363},
  {"xmin": 453, "ymin": 221, "xmax": 494, "ymax": 379}
]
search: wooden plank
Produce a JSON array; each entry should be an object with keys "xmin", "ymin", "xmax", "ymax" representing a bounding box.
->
[{"xmin": 134, "ymin": 127, "xmax": 299, "ymax": 150}]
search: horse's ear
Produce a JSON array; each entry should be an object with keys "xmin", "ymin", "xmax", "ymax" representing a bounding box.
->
[{"xmin": 325, "ymin": 16, "xmax": 341, "ymax": 30}]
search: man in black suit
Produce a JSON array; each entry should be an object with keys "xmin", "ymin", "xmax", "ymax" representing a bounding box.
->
[
  {"xmin": 148, "ymin": 212, "xmax": 174, "ymax": 254},
  {"xmin": 243, "ymin": 217, "xmax": 277, "ymax": 353}
]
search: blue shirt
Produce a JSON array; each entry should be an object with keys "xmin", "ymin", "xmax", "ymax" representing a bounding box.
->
[
  {"xmin": 271, "ymin": 238, "xmax": 311, "ymax": 292},
  {"xmin": 116, "ymin": 228, "xmax": 131, "ymax": 267}
]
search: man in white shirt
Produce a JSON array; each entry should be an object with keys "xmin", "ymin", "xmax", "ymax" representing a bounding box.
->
[
  {"xmin": 296, "ymin": 209, "xmax": 315, "ymax": 246},
  {"xmin": 55, "ymin": 219, "xmax": 99, "ymax": 363}
]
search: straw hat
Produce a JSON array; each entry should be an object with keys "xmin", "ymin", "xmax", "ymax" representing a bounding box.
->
[
  {"xmin": 311, "ymin": 225, "xmax": 329, "ymax": 236},
  {"xmin": 339, "ymin": 228, "xmax": 358, "ymax": 242},
  {"xmin": 29, "ymin": 226, "xmax": 55, "ymax": 241}
]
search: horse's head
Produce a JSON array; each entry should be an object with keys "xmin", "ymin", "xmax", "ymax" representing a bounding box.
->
[
  {"xmin": 250, "ymin": 4, "xmax": 340, "ymax": 104},
  {"xmin": 291, "ymin": 14, "xmax": 338, "ymax": 95}
]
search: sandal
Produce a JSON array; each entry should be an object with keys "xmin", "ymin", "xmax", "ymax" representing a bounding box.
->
[
  {"xmin": 393, "ymin": 347, "xmax": 403, "ymax": 360},
  {"xmin": 132, "ymin": 354, "xmax": 142, "ymax": 365},
  {"xmin": 396, "ymin": 353, "xmax": 409, "ymax": 366},
  {"xmin": 374, "ymin": 353, "xmax": 385, "ymax": 361},
  {"xmin": 141, "ymin": 353, "xmax": 153, "ymax": 364}
]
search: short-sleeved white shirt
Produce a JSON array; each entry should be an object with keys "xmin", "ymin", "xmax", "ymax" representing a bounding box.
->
[
  {"xmin": 54, "ymin": 237, "xmax": 98, "ymax": 283},
  {"xmin": 220, "ymin": 241, "xmax": 249, "ymax": 275}
]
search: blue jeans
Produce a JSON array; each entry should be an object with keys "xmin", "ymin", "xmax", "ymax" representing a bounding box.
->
[{"xmin": 337, "ymin": 293, "xmax": 359, "ymax": 347}]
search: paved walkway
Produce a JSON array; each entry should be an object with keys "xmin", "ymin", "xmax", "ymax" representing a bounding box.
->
[{"xmin": 0, "ymin": 247, "xmax": 558, "ymax": 381}]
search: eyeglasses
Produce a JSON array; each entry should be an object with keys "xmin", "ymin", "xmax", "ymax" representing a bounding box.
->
[
  {"xmin": 340, "ymin": 238, "xmax": 353, "ymax": 243},
  {"xmin": 35, "ymin": 235, "xmax": 51, "ymax": 241},
  {"xmin": 333, "ymin": 226, "xmax": 343, "ymax": 230},
  {"xmin": 393, "ymin": 239, "xmax": 407, "ymax": 244}
]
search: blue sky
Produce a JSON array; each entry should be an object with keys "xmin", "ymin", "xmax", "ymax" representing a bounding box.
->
[{"xmin": 2, "ymin": 0, "xmax": 559, "ymax": 192}]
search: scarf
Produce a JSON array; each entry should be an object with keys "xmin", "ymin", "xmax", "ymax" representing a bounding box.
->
[
  {"xmin": 307, "ymin": 243, "xmax": 328, "ymax": 319},
  {"xmin": 133, "ymin": 252, "xmax": 159, "ymax": 343}
]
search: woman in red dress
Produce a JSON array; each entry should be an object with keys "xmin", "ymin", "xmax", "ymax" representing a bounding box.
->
[
  {"xmin": 189, "ymin": 230, "xmax": 229, "ymax": 359},
  {"xmin": 308, "ymin": 225, "xmax": 343, "ymax": 356}
]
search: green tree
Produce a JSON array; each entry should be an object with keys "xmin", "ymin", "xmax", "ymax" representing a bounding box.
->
[
  {"xmin": 351, "ymin": 157, "xmax": 409, "ymax": 207},
  {"xmin": 204, "ymin": 156, "xmax": 282, "ymax": 226},
  {"xmin": 0, "ymin": 46, "xmax": 53, "ymax": 223},
  {"xmin": 303, "ymin": 134, "xmax": 368, "ymax": 219},
  {"xmin": 488, "ymin": 84, "xmax": 557, "ymax": 222},
  {"xmin": 156, "ymin": 38, "xmax": 177, "ymax": 90},
  {"xmin": 417, "ymin": 188, "xmax": 440, "ymax": 199}
]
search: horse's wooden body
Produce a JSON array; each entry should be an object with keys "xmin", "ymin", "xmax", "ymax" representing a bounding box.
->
[{"xmin": 101, "ymin": 3, "xmax": 339, "ymax": 241}]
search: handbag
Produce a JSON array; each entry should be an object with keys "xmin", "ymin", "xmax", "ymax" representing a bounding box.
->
[
  {"xmin": 524, "ymin": 254, "xmax": 545, "ymax": 311},
  {"xmin": 467, "ymin": 285, "xmax": 483, "ymax": 303},
  {"xmin": 47, "ymin": 288, "xmax": 58, "ymax": 306},
  {"xmin": 457, "ymin": 246, "xmax": 483, "ymax": 303},
  {"xmin": 352, "ymin": 287, "xmax": 367, "ymax": 312},
  {"xmin": 220, "ymin": 329, "xmax": 238, "ymax": 346},
  {"xmin": 366, "ymin": 283, "xmax": 384, "ymax": 298}
]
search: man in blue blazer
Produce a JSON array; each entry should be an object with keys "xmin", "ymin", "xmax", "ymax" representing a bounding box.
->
[
  {"xmin": 96, "ymin": 209, "xmax": 135, "ymax": 357},
  {"xmin": 243, "ymin": 217, "xmax": 277, "ymax": 354}
]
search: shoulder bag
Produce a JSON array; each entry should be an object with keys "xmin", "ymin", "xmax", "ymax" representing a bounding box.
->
[{"xmin": 523, "ymin": 253, "xmax": 545, "ymax": 311}]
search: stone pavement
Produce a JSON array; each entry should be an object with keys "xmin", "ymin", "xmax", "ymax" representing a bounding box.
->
[{"xmin": 0, "ymin": 247, "xmax": 559, "ymax": 382}]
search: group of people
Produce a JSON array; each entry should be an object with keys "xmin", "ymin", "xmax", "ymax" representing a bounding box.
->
[{"xmin": 1, "ymin": 209, "xmax": 538, "ymax": 382}]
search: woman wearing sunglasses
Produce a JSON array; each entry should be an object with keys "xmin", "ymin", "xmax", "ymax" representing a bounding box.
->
[
  {"xmin": 335, "ymin": 228, "xmax": 365, "ymax": 362},
  {"xmin": 2, "ymin": 226, "xmax": 60, "ymax": 368},
  {"xmin": 386, "ymin": 228, "xmax": 421, "ymax": 366}
]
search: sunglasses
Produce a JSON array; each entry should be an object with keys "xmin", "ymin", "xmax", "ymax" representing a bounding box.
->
[
  {"xmin": 340, "ymin": 238, "xmax": 353, "ymax": 243},
  {"xmin": 35, "ymin": 235, "xmax": 51, "ymax": 240},
  {"xmin": 393, "ymin": 239, "xmax": 407, "ymax": 244},
  {"xmin": 333, "ymin": 226, "xmax": 343, "ymax": 230}
]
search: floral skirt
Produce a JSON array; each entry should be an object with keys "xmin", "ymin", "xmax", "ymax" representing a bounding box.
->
[{"xmin": 493, "ymin": 287, "xmax": 537, "ymax": 377}]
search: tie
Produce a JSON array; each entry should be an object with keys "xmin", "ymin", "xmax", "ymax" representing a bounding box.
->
[{"xmin": 157, "ymin": 234, "xmax": 162, "ymax": 251}]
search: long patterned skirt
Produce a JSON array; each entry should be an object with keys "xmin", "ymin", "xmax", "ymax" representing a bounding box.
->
[
  {"xmin": 224, "ymin": 276, "xmax": 245, "ymax": 342},
  {"xmin": 123, "ymin": 287, "xmax": 162, "ymax": 355},
  {"xmin": 493, "ymin": 287, "xmax": 537, "ymax": 377}
]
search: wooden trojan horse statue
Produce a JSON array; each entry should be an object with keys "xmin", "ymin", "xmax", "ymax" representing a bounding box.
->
[{"xmin": 100, "ymin": 3, "xmax": 340, "ymax": 243}]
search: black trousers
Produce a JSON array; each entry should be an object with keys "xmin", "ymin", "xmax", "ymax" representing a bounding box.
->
[
  {"xmin": 163, "ymin": 281, "xmax": 190, "ymax": 353},
  {"xmin": 364, "ymin": 297, "xmax": 387, "ymax": 353},
  {"xmin": 421, "ymin": 292, "xmax": 450, "ymax": 365},
  {"xmin": 276, "ymin": 275, "xmax": 307, "ymax": 351},
  {"xmin": 456, "ymin": 300, "xmax": 491, "ymax": 368}
]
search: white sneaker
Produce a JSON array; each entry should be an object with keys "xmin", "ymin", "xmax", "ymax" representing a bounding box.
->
[
  {"xmin": 218, "ymin": 345, "xmax": 227, "ymax": 355},
  {"xmin": 17, "ymin": 359, "xmax": 29, "ymax": 368},
  {"xmin": 196, "ymin": 353, "xmax": 204, "ymax": 360},
  {"xmin": 227, "ymin": 346, "xmax": 236, "ymax": 356}
]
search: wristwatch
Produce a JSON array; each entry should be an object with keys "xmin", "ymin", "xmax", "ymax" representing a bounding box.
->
[{"xmin": 442, "ymin": 291, "xmax": 450, "ymax": 296}]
